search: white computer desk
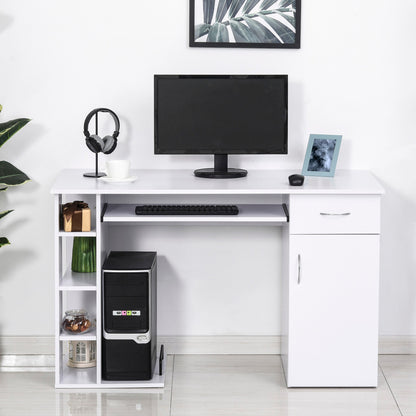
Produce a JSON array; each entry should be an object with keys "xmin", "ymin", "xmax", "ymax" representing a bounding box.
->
[{"xmin": 51, "ymin": 169, "xmax": 384, "ymax": 388}]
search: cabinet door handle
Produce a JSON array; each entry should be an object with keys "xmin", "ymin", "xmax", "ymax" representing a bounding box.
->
[
  {"xmin": 320, "ymin": 212, "xmax": 351, "ymax": 216},
  {"xmin": 297, "ymin": 254, "xmax": 301, "ymax": 285}
]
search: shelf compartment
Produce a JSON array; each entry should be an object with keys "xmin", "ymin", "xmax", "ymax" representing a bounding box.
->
[
  {"xmin": 102, "ymin": 203, "xmax": 289, "ymax": 225},
  {"xmin": 58, "ymin": 364, "xmax": 97, "ymax": 387},
  {"xmin": 59, "ymin": 270, "xmax": 96, "ymax": 291}
]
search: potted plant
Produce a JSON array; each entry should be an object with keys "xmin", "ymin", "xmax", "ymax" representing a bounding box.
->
[{"xmin": 0, "ymin": 105, "xmax": 30, "ymax": 247}]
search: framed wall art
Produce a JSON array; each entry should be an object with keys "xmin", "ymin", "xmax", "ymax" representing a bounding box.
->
[
  {"xmin": 190, "ymin": 0, "xmax": 301, "ymax": 49},
  {"xmin": 302, "ymin": 134, "xmax": 342, "ymax": 177}
]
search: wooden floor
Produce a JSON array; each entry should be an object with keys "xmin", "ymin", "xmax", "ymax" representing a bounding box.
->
[{"xmin": 0, "ymin": 355, "xmax": 414, "ymax": 415}]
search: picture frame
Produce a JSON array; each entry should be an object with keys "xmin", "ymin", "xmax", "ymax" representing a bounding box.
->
[
  {"xmin": 189, "ymin": 0, "xmax": 301, "ymax": 49},
  {"xmin": 302, "ymin": 134, "xmax": 342, "ymax": 177}
]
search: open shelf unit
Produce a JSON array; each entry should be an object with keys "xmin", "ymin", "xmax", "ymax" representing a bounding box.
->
[
  {"xmin": 54, "ymin": 192, "xmax": 165, "ymax": 389},
  {"xmin": 54, "ymin": 193, "xmax": 101, "ymax": 388}
]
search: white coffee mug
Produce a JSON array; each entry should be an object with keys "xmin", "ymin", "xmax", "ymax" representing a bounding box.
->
[{"xmin": 106, "ymin": 160, "xmax": 130, "ymax": 179}]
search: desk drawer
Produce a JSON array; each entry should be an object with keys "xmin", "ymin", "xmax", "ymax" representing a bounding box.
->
[{"xmin": 289, "ymin": 195, "xmax": 380, "ymax": 234}]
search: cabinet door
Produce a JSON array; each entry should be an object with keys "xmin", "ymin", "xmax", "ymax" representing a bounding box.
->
[{"xmin": 287, "ymin": 234, "xmax": 379, "ymax": 387}]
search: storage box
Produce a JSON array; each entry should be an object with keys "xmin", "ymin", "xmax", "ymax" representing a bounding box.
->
[{"xmin": 62, "ymin": 201, "xmax": 91, "ymax": 232}]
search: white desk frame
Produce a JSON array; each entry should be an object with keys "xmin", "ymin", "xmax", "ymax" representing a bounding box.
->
[{"xmin": 51, "ymin": 169, "xmax": 384, "ymax": 388}]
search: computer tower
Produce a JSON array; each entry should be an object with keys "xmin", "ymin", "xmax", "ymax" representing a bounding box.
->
[{"xmin": 102, "ymin": 251, "xmax": 157, "ymax": 380}]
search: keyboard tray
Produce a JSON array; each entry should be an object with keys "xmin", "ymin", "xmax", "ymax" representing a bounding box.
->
[{"xmin": 102, "ymin": 204, "xmax": 289, "ymax": 224}]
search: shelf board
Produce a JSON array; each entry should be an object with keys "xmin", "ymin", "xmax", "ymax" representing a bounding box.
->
[
  {"xmin": 58, "ymin": 229, "xmax": 96, "ymax": 237},
  {"xmin": 59, "ymin": 270, "xmax": 96, "ymax": 291},
  {"xmin": 102, "ymin": 204, "xmax": 288, "ymax": 225},
  {"xmin": 59, "ymin": 328, "xmax": 97, "ymax": 341},
  {"xmin": 57, "ymin": 359, "xmax": 165, "ymax": 388}
]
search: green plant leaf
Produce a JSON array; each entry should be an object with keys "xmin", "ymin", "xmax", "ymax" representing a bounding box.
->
[
  {"xmin": 207, "ymin": 22, "xmax": 230, "ymax": 42},
  {"xmin": 269, "ymin": 9, "xmax": 295, "ymax": 27},
  {"xmin": 0, "ymin": 105, "xmax": 3, "ymax": 113},
  {"xmin": 261, "ymin": 14, "xmax": 295, "ymax": 43},
  {"xmin": 278, "ymin": 0, "xmax": 295, "ymax": 8},
  {"xmin": 243, "ymin": 16, "xmax": 279, "ymax": 42},
  {"xmin": 196, "ymin": 0, "xmax": 297, "ymax": 44},
  {"xmin": 0, "ymin": 237, "xmax": 10, "ymax": 247},
  {"xmin": 0, "ymin": 118, "xmax": 30, "ymax": 149},
  {"xmin": 203, "ymin": 0, "xmax": 215, "ymax": 24},
  {"xmin": 0, "ymin": 161, "xmax": 30, "ymax": 186},
  {"xmin": 260, "ymin": 0, "xmax": 278, "ymax": 9},
  {"xmin": 195, "ymin": 23, "xmax": 212, "ymax": 39},
  {"xmin": 242, "ymin": 0, "xmax": 262, "ymax": 14},
  {"xmin": 230, "ymin": 19, "xmax": 261, "ymax": 42},
  {"xmin": 228, "ymin": 0, "xmax": 246, "ymax": 18},
  {"xmin": 0, "ymin": 186, "xmax": 7, "ymax": 192},
  {"xmin": 215, "ymin": 0, "xmax": 233, "ymax": 23},
  {"xmin": 0, "ymin": 210, "xmax": 13, "ymax": 220}
]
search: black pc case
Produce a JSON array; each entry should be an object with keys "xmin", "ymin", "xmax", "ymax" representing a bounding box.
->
[{"xmin": 102, "ymin": 251, "xmax": 157, "ymax": 380}]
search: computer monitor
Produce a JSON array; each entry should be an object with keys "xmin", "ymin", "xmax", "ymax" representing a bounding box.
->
[{"xmin": 154, "ymin": 75, "xmax": 288, "ymax": 178}]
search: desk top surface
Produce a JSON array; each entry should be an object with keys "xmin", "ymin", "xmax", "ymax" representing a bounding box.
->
[{"xmin": 51, "ymin": 169, "xmax": 384, "ymax": 195}]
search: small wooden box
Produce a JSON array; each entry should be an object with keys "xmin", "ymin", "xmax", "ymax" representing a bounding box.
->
[{"xmin": 62, "ymin": 202, "xmax": 91, "ymax": 232}]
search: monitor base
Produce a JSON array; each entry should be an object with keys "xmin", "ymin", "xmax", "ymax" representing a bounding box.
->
[{"xmin": 194, "ymin": 168, "xmax": 247, "ymax": 179}]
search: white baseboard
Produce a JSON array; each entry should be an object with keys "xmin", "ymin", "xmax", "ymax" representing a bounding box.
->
[
  {"xmin": 0, "ymin": 336, "xmax": 55, "ymax": 372},
  {"xmin": 0, "ymin": 336, "xmax": 54, "ymax": 355},
  {"xmin": 158, "ymin": 335, "xmax": 416, "ymax": 355},
  {"xmin": 0, "ymin": 355, "xmax": 54, "ymax": 372},
  {"xmin": 1, "ymin": 335, "xmax": 415, "ymax": 370},
  {"xmin": 158, "ymin": 335, "xmax": 281, "ymax": 355},
  {"xmin": 378, "ymin": 335, "xmax": 416, "ymax": 354}
]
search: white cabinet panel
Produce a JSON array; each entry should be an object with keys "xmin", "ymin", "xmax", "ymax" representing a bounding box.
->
[
  {"xmin": 289, "ymin": 195, "xmax": 380, "ymax": 234},
  {"xmin": 286, "ymin": 234, "xmax": 380, "ymax": 387}
]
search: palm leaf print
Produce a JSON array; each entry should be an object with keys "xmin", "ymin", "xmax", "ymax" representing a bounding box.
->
[{"xmin": 193, "ymin": 0, "xmax": 298, "ymax": 45}]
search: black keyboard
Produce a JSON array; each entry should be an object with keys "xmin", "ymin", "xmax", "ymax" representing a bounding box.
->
[{"xmin": 135, "ymin": 204, "xmax": 239, "ymax": 216}]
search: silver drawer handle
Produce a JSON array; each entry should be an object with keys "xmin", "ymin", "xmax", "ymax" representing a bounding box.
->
[
  {"xmin": 320, "ymin": 212, "xmax": 351, "ymax": 216},
  {"xmin": 297, "ymin": 254, "xmax": 301, "ymax": 285}
]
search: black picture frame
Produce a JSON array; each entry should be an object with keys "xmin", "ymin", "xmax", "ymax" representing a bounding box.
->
[{"xmin": 189, "ymin": 0, "xmax": 301, "ymax": 49}]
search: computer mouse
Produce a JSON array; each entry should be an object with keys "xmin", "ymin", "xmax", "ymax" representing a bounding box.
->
[{"xmin": 288, "ymin": 174, "xmax": 304, "ymax": 186}]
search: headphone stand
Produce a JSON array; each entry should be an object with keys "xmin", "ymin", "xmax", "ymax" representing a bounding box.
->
[
  {"xmin": 84, "ymin": 113, "xmax": 106, "ymax": 178},
  {"xmin": 83, "ymin": 153, "xmax": 106, "ymax": 178}
]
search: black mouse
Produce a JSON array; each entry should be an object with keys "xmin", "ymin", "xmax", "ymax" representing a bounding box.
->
[{"xmin": 288, "ymin": 174, "xmax": 304, "ymax": 186}]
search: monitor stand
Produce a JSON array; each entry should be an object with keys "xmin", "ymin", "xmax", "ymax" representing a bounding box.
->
[{"xmin": 194, "ymin": 154, "xmax": 247, "ymax": 179}]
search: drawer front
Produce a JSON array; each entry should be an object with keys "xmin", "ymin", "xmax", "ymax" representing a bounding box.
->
[{"xmin": 289, "ymin": 194, "xmax": 380, "ymax": 234}]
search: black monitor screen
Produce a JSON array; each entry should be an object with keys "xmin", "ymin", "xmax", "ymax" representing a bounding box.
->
[{"xmin": 154, "ymin": 75, "xmax": 288, "ymax": 155}]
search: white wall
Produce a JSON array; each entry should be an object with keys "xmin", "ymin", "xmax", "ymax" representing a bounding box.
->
[{"xmin": 0, "ymin": 0, "xmax": 415, "ymax": 337}]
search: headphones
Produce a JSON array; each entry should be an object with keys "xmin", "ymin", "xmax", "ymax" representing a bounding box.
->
[{"xmin": 83, "ymin": 108, "xmax": 120, "ymax": 154}]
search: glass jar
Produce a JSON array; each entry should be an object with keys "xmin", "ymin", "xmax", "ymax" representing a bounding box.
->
[
  {"xmin": 62, "ymin": 309, "xmax": 92, "ymax": 334},
  {"xmin": 68, "ymin": 340, "xmax": 96, "ymax": 368}
]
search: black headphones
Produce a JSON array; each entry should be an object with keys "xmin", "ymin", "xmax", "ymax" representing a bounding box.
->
[{"xmin": 83, "ymin": 108, "xmax": 120, "ymax": 154}]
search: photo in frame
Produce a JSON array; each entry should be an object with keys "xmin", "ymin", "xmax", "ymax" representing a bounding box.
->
[
  {"xmin": 190, "ymin": 0, "xmax": 301, "ymax": 49},
  {"xmin": 302, "ymin": 134, "xmax": 342, "ymax": 177}
]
